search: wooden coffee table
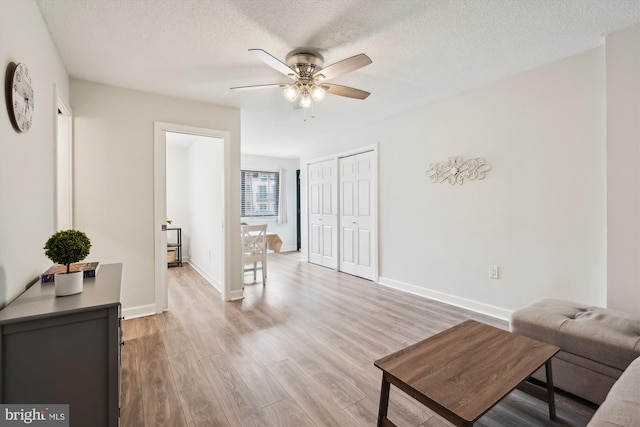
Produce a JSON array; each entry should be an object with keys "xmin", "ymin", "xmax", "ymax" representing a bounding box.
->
[{"xmin": 374, "ymin": 320, "xmax": 559, "ymax": 427}]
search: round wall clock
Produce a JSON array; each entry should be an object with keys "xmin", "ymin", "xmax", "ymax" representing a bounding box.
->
[{"xmin": 6, "ymin": 62, "xmax": 34, "ymax": 133}]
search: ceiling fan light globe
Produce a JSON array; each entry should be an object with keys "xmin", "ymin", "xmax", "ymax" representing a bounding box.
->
[
  {"xmin": 311, "ymin": 86, "xmax": 326, "ymax": 102},
  {"xmin": 299, "ymin": 94, "xmax": 312, "ymax": 109},
  {"xmin": 283, "ymin": 85, "xmax": 299, "ymax": 102}
]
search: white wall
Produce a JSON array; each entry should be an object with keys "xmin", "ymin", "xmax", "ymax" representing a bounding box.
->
[
  {"xmin": 187, "ymin": 137, "xmax": 224, "ymax": 287},
  {"xmin": 0, "ymin": 0, "xmax": 70, "ymax": 307},
  {"xmin": 301, "ymin": 47, "xmax": 607, "ymax": 319},
  {"xmin": 166, "ymin": 142, "xmax": 190, "ymax": 258},
  {"xmin": 71, "ymin": 79, "xmax": 241, "ymax": 313},
  {"xmin": 606, "ymin": 23, "xmax": 640, "ymax": 315},
  {"xmin": 241, "ymin": 154, "xmax": 299, "ymax": 252}
]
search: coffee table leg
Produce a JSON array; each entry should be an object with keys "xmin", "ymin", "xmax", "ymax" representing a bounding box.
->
[
  {"xmin": 545, "ymin": 359, "xmax": 556, "ymax": 420},
  {"xmin": 377, "ymin": 373, "xmax": 391, "ymax": 427}
]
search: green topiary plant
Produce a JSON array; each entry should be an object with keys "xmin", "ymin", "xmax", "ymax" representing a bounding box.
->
[{"xmin": 44, "ymin": 229, "xmax": 92, "ymax": 273}]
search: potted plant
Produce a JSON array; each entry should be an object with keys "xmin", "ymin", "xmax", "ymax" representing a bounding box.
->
[{"xmin": 44, "ymin": 229, "xmax": 92, "ymax": 296}]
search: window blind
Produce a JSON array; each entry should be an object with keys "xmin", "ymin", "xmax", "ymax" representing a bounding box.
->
[{"xmin": 241, "ymin": 170, "xmax": 279, "ymax": 217}]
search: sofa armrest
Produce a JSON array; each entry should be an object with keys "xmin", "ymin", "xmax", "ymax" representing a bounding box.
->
[{"xmin": 587, "ymin": 355, "xmax": 640, "ymax": 426}]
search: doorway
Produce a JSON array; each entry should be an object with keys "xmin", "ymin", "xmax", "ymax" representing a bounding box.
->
[
  {"xmin": 166, "ymin": 133, "xmax": 224, "ymax": 285},
  {"xmin": 154, "ymin": 122, "xmax": 232, "ymax": 313}
]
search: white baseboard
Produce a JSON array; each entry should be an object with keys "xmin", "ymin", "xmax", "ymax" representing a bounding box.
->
[
  {"xmin": 188, "ymin": 260, "xmax": 245, "ymax": 301},
  {"xmin": 377, "ymin": 276, "xmax": 512, "ymax": 321},
  {"xmin": 188, "ymin": 260, "xmax": 223, "ymax": 294},
  {"xmin": 122, "ymin": 304, "xmax": 157, "ymax": 320},
  {"xmin": 229, "ymin": 289, "xmax": 244, "ymax": 300}
]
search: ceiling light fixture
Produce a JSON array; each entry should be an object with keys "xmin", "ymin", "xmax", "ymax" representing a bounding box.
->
[
  {"xmin": 283, "ymin": 82, "xmax": 325, "ymax": 108},
  {"xmin": 283, "ymin": 84, "xmax": 299, "ymax": 102},
  {"xmin": 299, "ymin": 90, "xmax": 312, "ymax": 109},
  {"xmin": 310, "ymin": 85, "xmax": 326, "ymax": 102}
]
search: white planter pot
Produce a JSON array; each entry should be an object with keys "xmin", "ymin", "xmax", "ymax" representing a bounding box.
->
[{"xmin": 55, "ymin": 271, "xmax": 83, "ymax": 296}]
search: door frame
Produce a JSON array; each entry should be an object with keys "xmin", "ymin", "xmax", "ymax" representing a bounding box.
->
[
  {"xmin": 296, "ymin": 169, "xmax": 301, "ymax": 251},
  {"xmin": 305, "ymin": 143, "xmax": 378, "ymax": 282},
  {"xmin": 153, "ymin": 121, "xmax": 232, "ymax": 313},
  {"xmin": 55, "ymin": 92, "xmax": 73, "ymax": 231}
]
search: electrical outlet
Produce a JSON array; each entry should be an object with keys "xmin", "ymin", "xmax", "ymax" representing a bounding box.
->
[{"xmin": 489, "ymin": 265, "xmax": 499, "ymax": 279}]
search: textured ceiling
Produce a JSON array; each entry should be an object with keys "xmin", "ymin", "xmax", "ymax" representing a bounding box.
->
[{"xmin": 36, "ymin": 0, "xmax": 640, "ymax": 159}]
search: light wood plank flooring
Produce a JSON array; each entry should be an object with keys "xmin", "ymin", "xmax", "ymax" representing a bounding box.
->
[{"xmin": 121, "ymin": 252, "xmax": 596, "ymax": 427}]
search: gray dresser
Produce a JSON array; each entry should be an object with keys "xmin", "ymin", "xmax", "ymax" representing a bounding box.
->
[{"xmin": 0, "ymin": 263, "xmax": 123, "ymax": 427}]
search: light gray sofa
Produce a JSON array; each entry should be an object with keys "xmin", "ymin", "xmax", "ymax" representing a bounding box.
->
[
  {"xmin": 587, "ymin": 354, "xmax": 640, "ymax": 426},
  {"xmin": 510, "ymin": 299, "xmax": 640, "ymax": 405}
]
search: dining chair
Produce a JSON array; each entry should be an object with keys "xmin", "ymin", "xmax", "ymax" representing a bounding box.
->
[{"xmin": 241, "ymin": 224, "xmax": 267, "ymax": 285}]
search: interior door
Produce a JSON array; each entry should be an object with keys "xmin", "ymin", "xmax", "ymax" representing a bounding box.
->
[
  {"xmin": 308, "ymin": 160, "xmax": 337, "ymax": 269},
  {"xmin": 339, "ymin": 151, "xmax": 375, "ymax": 280}
]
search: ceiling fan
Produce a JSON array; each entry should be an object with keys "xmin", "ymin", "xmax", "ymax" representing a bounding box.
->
[{"xmin": 231, "ymin": 48, "xmax": 372, "ymax": 109}]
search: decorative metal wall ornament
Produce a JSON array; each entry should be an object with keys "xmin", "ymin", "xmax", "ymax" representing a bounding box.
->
[{"xmin": 425, "ymin": 156, "xmax": 491, "ymax": 185}]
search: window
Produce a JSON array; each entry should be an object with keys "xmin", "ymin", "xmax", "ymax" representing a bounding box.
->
[{"xmin": 241, "ymin": 170, "xmax": 279, "ymax": 217}]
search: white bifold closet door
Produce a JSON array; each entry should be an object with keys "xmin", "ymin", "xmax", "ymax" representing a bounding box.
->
[
  {"xmin": 339, "ymin": 151, "xmax": 375, "ymax": 280},
  {"xmin": 308, "ymin": 160, "xmax": 338, "ymax": 269}
]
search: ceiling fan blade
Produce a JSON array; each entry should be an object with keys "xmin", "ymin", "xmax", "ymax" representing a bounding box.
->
[
  {"xmin": 323, "ymin": 84, "xmax": 370, "ymax": 100},
  {"xmin": 230, "ymin": 83, "xmax": 289, "ymax": 91},
  {"xmin": 313, "ymin": 53, "xmax": 372, "ymax": 81},
  {"xmin": 249, "ymin": 49, "xmax": 297, "ymax": 80}
]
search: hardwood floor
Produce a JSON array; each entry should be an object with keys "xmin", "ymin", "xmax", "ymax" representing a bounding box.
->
[{"xmin": 121, "ymin": 252, "xmax": 596, "ymax": 427}]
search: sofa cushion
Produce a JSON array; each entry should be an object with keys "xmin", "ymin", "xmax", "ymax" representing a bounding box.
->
[
  {"xmin": 587, "ymin": 355, "xmax": 640, "ymax": 426},
  {"xmin": 511, "ymin": 299, "xmax": 640, "ymax": 370}
]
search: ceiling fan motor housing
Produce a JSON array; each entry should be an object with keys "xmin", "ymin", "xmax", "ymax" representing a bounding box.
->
[{"xmin": 286, "ymin": 49, "xmax": 324, "ymax": 78}]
